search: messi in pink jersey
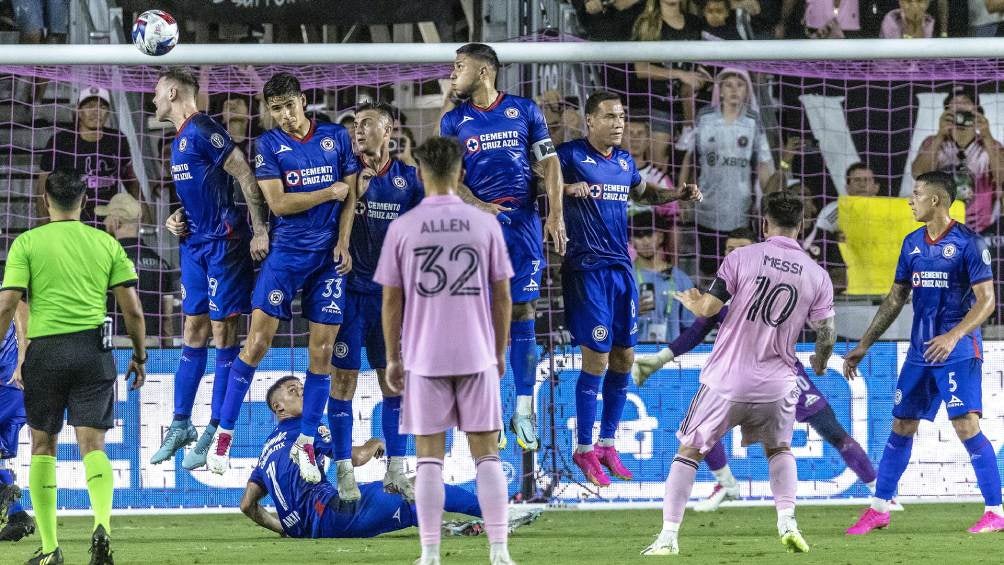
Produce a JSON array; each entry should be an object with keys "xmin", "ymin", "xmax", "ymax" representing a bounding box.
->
[
  {"xmin": 642, "ymin": 191, "xmax": 836, "ymax": 557},
  {"xmin": 375, "ymin": 136, "xmax": 516, "ymax": 565}
]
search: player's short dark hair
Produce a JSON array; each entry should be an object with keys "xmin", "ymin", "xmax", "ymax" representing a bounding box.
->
[
  {"xmin": 762, "ymin": 190, "xmax": 804, "ymax": 229},
  {"xmin": 415, "ymin": 137, "xmax": 464, "ymax": 180},
  {"xmin": 265, "ymin": 375, "xmax": 300, "ymax": 413},
  {"xmin": 159, "ymin": 67, "xmax": 199, "ymax": 94},
  {"xmin": 584, "ymin": 91, "xmax": 622, "ymax": 116},
  {"xmin": 846, "ymin": 162, "xmax": 871, "ymax": 177},
  {"xmin": 355, "ymin": 101, "xmax": 398, "ymax": 125},
  {"xmin": 456, "ymin": 43, "xmax": 500, "ymax": 72},
  {"xmin": 915, "ymin": 170, "xmax": 957, "ymax": 204},
  {"xmin": 727, "ymin": 227, "xmax": 756, "ymax": 241},
  {"xmin": 45, "ymin": 170, "xmax": 86, "ymax": 211},
  {"xmin": 263, "ymin": 72, "xmax": 302, "ymax": 102}
]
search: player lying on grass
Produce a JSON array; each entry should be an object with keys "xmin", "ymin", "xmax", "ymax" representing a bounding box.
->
[
  {"xmin": 633, "ymin": 227, "xmax": 890, "ymax": 512},
  {"xmin": 240, "ymin": 376, "xmax": 541, "ymax": 539}
]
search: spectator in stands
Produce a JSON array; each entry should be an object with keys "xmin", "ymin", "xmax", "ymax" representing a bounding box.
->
[
  {"xmin": 572, "ymin": 0, "xmax": 646, "ymax": 40},
  {"xmin": 702, "ymin": 0, "xmax": 744, "ymax": 39},
  {"xmin": 35, "ymin": 86, "xmax": 144, "ymax": 227},
  {"xmin": 221, "ymin": 97, "xmax": 254, "ymax": 157},
  {"xmin": 535, "ymin": 90, "xmax": 585, "ymax": 146},
  {"xmin": 393, "ymin": 125, "xmax": 418, "ymax": 168},
  {"xmin": 337, "ymin": 110, "xmax": 356, "ymax": 137},
  {"xmin": 632, "ymin": 0, "xmax": 709, "ymax": 157},
  {"xmin": 630, "ymin": 211, "xmax": 695, "ymax": 343},
  {"xmin": 151, "ymin": 136, "xmax": 179, "ymax": 209},
  {"xmin": 802, "ymin": 162, "xmax": 879, "ymax": 259},
  {"xmin": 880, "ymin": 0, "xmax": 935, "ymax": 38},
  {"xmin": 13, "ymin": 0, "xmax": 68, "ymax": 101},
  {"xmin": 776, "ymin": 0, "xmax": 861, "ymax": 38},
  {"xmin": 97, "ymin": 193, "xmax": 177, "ymax": 346},
  {"xmin": 911, "ymin": 88, "xmax": 1004, "ymax": 234},
  {"xmin": 624, "ymin": 117, "xmax": 679, "ymax": 221},
  {"xmin": 678, "ymin": 67, "xmax": 774, "ymax": 278},
  {"xmin": 969, "ymin": 0, "xmax": 1004, "ymax": 36}
]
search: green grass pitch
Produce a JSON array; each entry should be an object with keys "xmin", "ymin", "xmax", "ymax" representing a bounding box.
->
[{"xmin": 7, "ymin": 504, "xmax": 1004, "ymax": 564}]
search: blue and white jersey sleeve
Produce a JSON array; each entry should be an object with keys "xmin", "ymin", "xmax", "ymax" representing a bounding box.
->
[
  {"xmin": 963, "ymin": 233, "xmax": 994, "ymax": 286},
  {"xmin": 254, "ymin": 136, "xmax": 281, "ymax": 180},
  {"xmin": 193, "ymin": 115, "xmax": 235, "ymax": 169},
  {"xmin": 525, "ymin": 100, "xmax": 556, "ymax": 162},
  {"xmin": 335, "ymin": 127, "xmax": 362, "ymax": 179}
]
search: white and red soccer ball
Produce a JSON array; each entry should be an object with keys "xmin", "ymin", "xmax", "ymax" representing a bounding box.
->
[{"xmin": 132, "ymin": 10, "xmax": 179, "ymax": 56}]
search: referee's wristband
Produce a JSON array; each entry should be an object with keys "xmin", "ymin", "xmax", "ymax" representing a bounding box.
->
[{"xmin": 132, "ymin": 353, "xmax": 148, "ymax": 364}]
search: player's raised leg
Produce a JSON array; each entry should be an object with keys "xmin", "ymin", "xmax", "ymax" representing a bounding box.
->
[
  {"xmin": 594, "ymin": 345, "xmax": 635, "ymax": 481},
  {"xmin": 209, "ymin": 309, "xmax": 279, "ymax": 474},
  {"xmin": 693, "ymin": 440, "xmax": 740, "ymax": 512}
]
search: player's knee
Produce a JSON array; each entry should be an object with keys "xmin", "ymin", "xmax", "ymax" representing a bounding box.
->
[
  {"xmin": 950, "ymin": 413, "xmax": 981, "ymax": 441},
  {"xmin": 512, "ymin": 302, "xmax": 534, "ymax": 322},
  {"xmin": 581, "ymin": 348, "xmax": 609, "ymax": 375},
  {"xmin": 891, "ymin": 418, "xmax": 919, "ymax": 437},
  {"xmin": 330, "ymin": 370, "xmax": 358, "ymax": 399},
  {"xmin": 608, "ymin": 348, "xmax": 634, "ymax": 373},
  {"xmin": 806, "ymin": 406, "xmax": 848, "ymax": 446},
  {"xmin": 183, "ymin": 315, "xmax": 212, "ymax": 347},
  {"xmin": 466, "ymin": 431, "xmax": 500, "ymax": 459},
  {"xmin": 210, "ymin": 317, "xmax": 240, "ymax": 348},
  {"xmin": 308, "ymin": 344, "xmax": 334, "ymax": 371},
  {"xmin": 242, "ymin": 333, "xmax": 272, "ymax": 364},
  {"xmin": 30, "ymin": 431, "xmax": 57, "ymax": 456},
  {"xmin": 677, "ymin": 445, "xmax": 703, "ymax": 461}
]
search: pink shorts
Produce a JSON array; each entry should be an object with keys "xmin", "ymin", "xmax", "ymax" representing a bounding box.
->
[
  {"xmin": 400, "ymin": 368, "xmax": 503, "ymax": 436},
  {"xmin": 676, "ymin": 384, "xmax": 799, "ymax": 453}
]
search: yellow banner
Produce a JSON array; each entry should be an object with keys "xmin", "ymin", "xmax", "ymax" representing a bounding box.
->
[{"xmin": 838, "ymin": 196, "xmax": 966, "ymax": 295}]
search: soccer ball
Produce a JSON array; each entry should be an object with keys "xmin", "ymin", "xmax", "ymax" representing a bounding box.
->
[{"xmin": 131, "ymin": 10, "xmax": 179, "ymax": 56}]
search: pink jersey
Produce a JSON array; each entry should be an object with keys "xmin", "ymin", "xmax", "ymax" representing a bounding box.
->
[
  {"xmin": 804, "ymin": 0, "xmax": 860, "ymax": 31},
  {"xmin": 701, "ymin": 236, "xmax": 834, "ymax": 403},
  {"xmin": 373, "ymin": 194, "xmax": 514, "ymax": 376}
]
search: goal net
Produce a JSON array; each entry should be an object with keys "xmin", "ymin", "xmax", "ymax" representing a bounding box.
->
[{"xmin": 2, "ymin": 41, "xmax": 1002, "ymax": 511}]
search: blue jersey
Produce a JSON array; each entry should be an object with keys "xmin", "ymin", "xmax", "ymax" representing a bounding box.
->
[
  {"xmin": 0, "ymin": 323, "xmax": 17, "ymax": 389},
  {"xmin": 172, "ymin": 113, "xmax": 247, "ymax": 241},
  {"xmin": 254, "ymin": 121, "xmax": 361, "ymax": 252},
  {"xmin": 440, "ymin": 93, "xmax": 553, "ymax": 210},
  {"xmin": 248, "ymin": 417, "xmax": 338, "ymax": 538},
  {"xmin": 894, "ymin": 221, "xmax": 993, "ymax": 366},
  {"xmin": 347, "ymin": 158, "xmax": 423, "ymax": 294},
  {"xmin": 557, "ymin": 138, "xmax": 641, "ymax": 272}
]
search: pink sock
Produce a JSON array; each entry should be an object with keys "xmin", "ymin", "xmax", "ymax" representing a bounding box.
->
[
  {"xmin": 416, "ymin": 457, "xmax": 445, "ymax": 547},
  {"xmin": 663, "ymin": 455, "xmax": 699, "ymax": 523},
  {"xmin": 768, "ymin": 450, "xmax": 796, "ymax": 511},
  {"xmin": 475, "ymin": 454, "xmax": 508, "ymax": 544}
]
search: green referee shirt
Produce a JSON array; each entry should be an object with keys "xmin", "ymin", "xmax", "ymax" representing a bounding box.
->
[{"xmin": 1, "ymin": 221, "xmax": 138, "ymax": 339}]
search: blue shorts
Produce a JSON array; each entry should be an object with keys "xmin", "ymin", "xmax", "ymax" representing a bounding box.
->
[
  {"xmin": 0, "ymin": 387, "xmax": 26, "ymax": 459},
  {"xmin": 501, "ymin": 208, "xmax": 544, "ymax": 304},
  {"xmin": 893, "ymin": 358, "xmax": 983, "ymax": 421},
  {"xmin": 332, "ymin": 290, "xmax": 386, "ymax": 371},
  {"xmin": 562, "ymin": 267, "xmax": 638, "ymax": 353},
  {"xmin": 180, "ymin": 237, "xmax": 254, "ymax": 321},
  {"xmin": 314, "ymin": 482, "xmax": 416, "ymax": 538},
  {"xmin": 252, "ymin": 247, "xmax": 345, "ymax": 324}
]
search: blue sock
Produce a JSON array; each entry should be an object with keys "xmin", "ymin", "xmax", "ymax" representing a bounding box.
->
[
  {"xmin": 444, "ymin": 484, "xmax": 482, "ymax": 517},
  {"xmin": 327, "ymin": 397, "xmax": 353, "ymax": 461},
  {"xmin": 963, "ymin": 432, "xmax": 1002, "ymax": 506},
  {"xmin": 300, "ymin": 371, "xmax": 330, "ymax": 439},
  {"xmin": 0, "ymin": 468, "xmax": 23, "ymax": 515},
  {"xmin": 599, "ymin": 370, "xmax": 629, "ymax": 441},
  {"xmin": 874, "ymin": 432, "xmax": 913, "ymax": 501},
  {"xmin": 382, "ymin": 395, "xmax": 406, "ymax": 457},
  {"xmin": 575, "ymin": 370, "xmax": 602, "ymax": 446},
  {"xmin": 510, "ymin": 319, "xmax": 537, "ymax": 397},
  {"xmin": 210, "ymin": 346, "xmax": 239, "ymax": 426},
  {"xmin": 173, "ymin": 345, "xmax": 208, "ymax": 421},
  {"xmin": 219, "ymin": 357, "xmax": 257, "ymax": 431}
]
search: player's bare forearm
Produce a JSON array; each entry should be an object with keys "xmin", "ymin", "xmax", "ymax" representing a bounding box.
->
[
  {"xmin": 756, "ymin": 161, "xmax": 775, "ymax": 192},
  {"xmin": 540, "ymin": 156, "xmax": 564, "ymax": 217},
  {"xmin": 911, "ymin": 138, "xmax": 942, "ymax": 177},
  {"xmin": 381, "ymin": 286, "xmax": 404, "ymax": 363},
  {"xmin": 112, "ymin": 285, "xmax": 147, "ymax": 361},
  {"xmin": 859, "ymin": 283, "xmax": 910, "ymax": 349},
  {"xmin": 455, "ymin": 181, "xmax": 492, "ymax": 212},
  {"xmin": 811, "ymin": 316, "xmax": 836, "ymax": 367},
  {"xmin": 336, "ymin": 174, "xmax": 358, "ymax": 247},
  {"xmin": 491, "ymin": 279, "xmax": 513, "ymax": 359},
  {"xmin": 240, "ymin": 484, "xmax": 284, "ymax": 536},
  {"xmin": 947, "ymin": 281, "xmax": 995, "ymax": 340},
  {"xmin": 225, "ymin": 148, "xmax": 269, "ymax": 232},
  {"xmin": 676, "ymin": 288, "xmax": 724, "ymax": 319},
  {"xmin": 679, "ymin": 152, "xmax": 693, "ymax": 187},
  {"xmin": 260, "ymin": 178, "xmax": 339, "ymax": 216}
]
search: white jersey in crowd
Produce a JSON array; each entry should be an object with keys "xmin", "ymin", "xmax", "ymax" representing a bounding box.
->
[
  {"xmin": 678, "ymin": 106, "xmax": 772, "ymax": 232},
  {"xmin": 802, "ymin": 200, "xmax": 839, "ymax": 251}
]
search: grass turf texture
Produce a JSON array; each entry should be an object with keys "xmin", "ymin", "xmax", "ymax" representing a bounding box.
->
[{"xmin": 6, "ymin": 504, "xmax": 1004, "ymax": 564}]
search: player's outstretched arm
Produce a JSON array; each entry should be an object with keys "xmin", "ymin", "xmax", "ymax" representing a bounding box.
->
[
  {"xmin": 844, "ymin": 283, "xmax": 910, "ymax": 380},
  {"xmin": 925, "ymin": 280, "xmax": 995, "ymax": 364},
  {"xmin": 539, "ymin": 155, "xmax": 567, "ymax": 256},
  {"xmin": 259, "ymin": 178, "xmax": 346, "ymax": 217},
  {"xmin": 809, "ymin": 316, "xmax": 836, "ymax": 376},
  {"xmin": 224, "ymin": 147, "xmax": 270, "ymax": 261},
  {"xmin": 632, "ymin": 180, "xmax": 702, "ymax": 205},
  {"xmin": 673, "ymin": 287, "xmax": 725, "ymax": 319},
  {"xmin": 381, "ymin": 285, "xmax": 405, "ymax": 394},
  {"xmin": 333, "ymin": 173, "xmax": 359, "ymax": 275},
  {"xmin": 240, "ymin": 482, "xmax": 285, "ymax": 536}
]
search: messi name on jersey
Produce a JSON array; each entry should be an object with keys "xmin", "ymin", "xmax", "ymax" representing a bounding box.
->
[
  {"xmin": 465, "ymin": 130, "xmax": 520, "ymax": 153},
  {"xmin": 285, "ymin": 166, "xmax": 334, "ymax": 187}
]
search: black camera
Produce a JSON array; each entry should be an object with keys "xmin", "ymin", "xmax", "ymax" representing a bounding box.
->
[{"xmin": 954, "ymin": 111, "xmax": 975, "ymax": 128}]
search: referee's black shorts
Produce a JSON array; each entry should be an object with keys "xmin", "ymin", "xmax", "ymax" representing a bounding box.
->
[{"xmin": 22, "ymin": 327, "xmax": 117, "ymax": 435}]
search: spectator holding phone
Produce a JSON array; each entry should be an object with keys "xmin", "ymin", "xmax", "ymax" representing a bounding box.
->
[
  {"xmin": 911, "ymin": 88, "xmax": 1004, "ymax": 234},
  {"xmin": 630, "ymin": 211, "xmax": 695, "ymax": 343}
]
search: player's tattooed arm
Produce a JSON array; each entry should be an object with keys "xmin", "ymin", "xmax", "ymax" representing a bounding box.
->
[
  {"xmin": 455, "ymin": 180, "xmax": 499, "ymax": 213},
  {"xmin": 631, "ymin": 181, "xmax": 702, "ymax": 205},
  {"xmin": 858, "ymin": 283, "xmax": 910, "ymax": 349},
  {"xmin": 225, "ymin": 147, "xmax": 270, "ymax": 261},
  {"xmin": 809, "ymin": 316, "xmax": 836, "ymax": 376},
  {"xmin": 240, "ymin": 482, "xmax": 285, "ymax": 536}
]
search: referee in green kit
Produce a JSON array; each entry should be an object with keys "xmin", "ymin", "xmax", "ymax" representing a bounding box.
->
[{"xmin": 0, "ymin": 171, "xmax": 147, "ymax": 565}]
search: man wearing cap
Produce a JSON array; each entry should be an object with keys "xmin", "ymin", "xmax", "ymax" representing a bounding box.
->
[
  {"xmin": 35, "ymin": 86, "xmax": 143, "ymax": 227},
  {"xmin": 0, "ymin": 171, "xmax": 147, "ymax": 565},
  {"xmin": 97, "ymin": 193, "xmax": 177, "ymax": 347},
  {"xmin": 630, "ymin": 211, "xmax": 696, "ymax": 344}
]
